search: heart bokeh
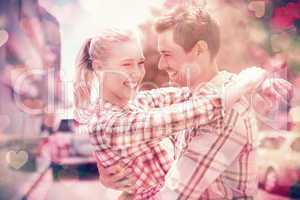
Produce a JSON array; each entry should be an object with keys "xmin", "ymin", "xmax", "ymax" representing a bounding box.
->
[
  {"xmin": 0, "ymin": 29, "xmax": 9, "ymax": 47},
  {"xmin": 6, "ymin": 150, "xmax": 29, "ymax": 170}
]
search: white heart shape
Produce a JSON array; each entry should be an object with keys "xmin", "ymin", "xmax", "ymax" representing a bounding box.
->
[
  {"xmin": 248, "ymin": 1, "xmax": 266, "ymax": 18},
  {"xmin": 6, "ymin": 150, "xmax": 29, "ymax": 170},
  {"xmin": 0, "ymin": 29, "xmax": 9, "ymax": 47}
]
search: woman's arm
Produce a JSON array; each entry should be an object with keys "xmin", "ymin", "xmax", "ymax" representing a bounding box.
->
[
  {"xmin": 133, "ymin": 87, "xmax": 193, "ymax": 108},
  {"xmin": 90, "ymin": 95, "xmax": 222, "ymax": 149},
  {"xmin": 90, "ymin": 67, "xmax": 268, "ymax": 149}
]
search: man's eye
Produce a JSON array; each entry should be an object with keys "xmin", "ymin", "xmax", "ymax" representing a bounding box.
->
[
  {"xmin": 163, "ymin": 54, "xmax": 170, "ymax": 57},
  {"xmin": 122, "ymin": 63, "xmax": 132, "ymax": 67},
  {"xmin": 138, "ymin": 61, "xmax": 145, "ymax": 66}
]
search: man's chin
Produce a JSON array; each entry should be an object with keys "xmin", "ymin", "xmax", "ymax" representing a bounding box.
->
[
  {"xmin": 123, "ymin": 89, "xmax": 137, "ymax": 100},
  {"xmin": 167, "ymin": 80, "xmax": 185, "ymax": 87}
]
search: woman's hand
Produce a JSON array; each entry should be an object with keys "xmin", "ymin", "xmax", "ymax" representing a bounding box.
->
[
  {"xmin": 258, "ymin": 78, "xmax": 293, "ymax": 105},
  {"xmin": 224, "ymin": 66, "xmax": 267, "ymax": 110},
  {"xmin": 95, "ymin": 157, "xmax": 137, "ymax": 193},
  {"xmin": 236, "ymin": 66, "xmax": 268, "ymax": 92}
]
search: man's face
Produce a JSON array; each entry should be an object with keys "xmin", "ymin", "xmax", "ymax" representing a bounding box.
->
[{"xmin": 157, "ymin": 29, "xmax": 202, "ymax": 87}]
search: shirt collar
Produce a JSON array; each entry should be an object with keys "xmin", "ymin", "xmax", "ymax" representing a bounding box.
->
[{"xmin": 194, "ymin": 71, "xmax": 235, "ymax": 94}]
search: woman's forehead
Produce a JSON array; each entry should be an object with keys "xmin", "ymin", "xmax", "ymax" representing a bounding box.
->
[{"xmin": 110, "ymin": 40, "xmax": 144, "ymax": 61}]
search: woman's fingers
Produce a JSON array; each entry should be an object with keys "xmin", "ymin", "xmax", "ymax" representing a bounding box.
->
[
  {"xmin": 238, "ymin": 66, "xmax": 268, "ymax": 92},
  {"xmin": 254, "ymin": 68, "xmax": 268, "ymax": 90},
  {"xmin": 274, "ymin": 82, "xmax": 289, "ymax": 103},
  {"xmin": 277, "ymin": 79, "xmax": 293, "ymax": 100}
]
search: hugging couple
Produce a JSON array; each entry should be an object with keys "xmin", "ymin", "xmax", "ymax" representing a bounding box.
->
[{"xmin": 74, "ymin": 6, "xmax": 292, "ymax": 200}]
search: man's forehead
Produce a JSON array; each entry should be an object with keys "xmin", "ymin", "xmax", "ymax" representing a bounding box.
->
[{"xmin": 157, "ymin": 30, "xmax": 174, "ymax": 51}]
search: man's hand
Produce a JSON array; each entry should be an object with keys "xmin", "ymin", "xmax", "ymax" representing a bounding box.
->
[
  {"xmin": 258, "ymin": 78, "xmax": 293, "ymax": 105},
  {"xmin": 95, "ymin": 157, "xmax": 137, "ymax": 193},
  {"xmin": 118, "ymin": 192, "xmax": 134, "ymax": 200}
]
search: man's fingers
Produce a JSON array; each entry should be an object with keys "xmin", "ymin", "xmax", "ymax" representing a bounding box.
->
[
  {"xmin": 116, "ymin": 177, "xmax": 135, "ymax": 187},
  {"xmin": 96, "ymin": 160, "xmax": 126, "ymax": 175},
  {"xmin": 109, "ymin": 167, "xmax": 133, "ymax": 182},
  {"xmin": 98, "ymin": 174, "xmax": 132, "ymax": 191},
  {"xmin": 118, "ymin": 192, "xmax": 134, "ymax": 200},
  {"xmin": 106, "ymin": 164, "xmax": 125, "ymax": 175},
  {"xmin": 96, "ymin": 162, "xmax": 107, "ymax": 174},
  {"xmin": 119, "ymin": 185, "xmax": 136, "ymax": 193},
  {"xmin": 95, "ymin": 158, "xmax": 136, "ymax": 191},
  {"xmin": 107, "ymin": 178, "xmax": 136, "ymax": 192}
]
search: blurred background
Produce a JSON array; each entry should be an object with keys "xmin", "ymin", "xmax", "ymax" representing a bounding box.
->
[{"xmin": 0, "ymin": 0, "xmax": 300, "ymax": 199}]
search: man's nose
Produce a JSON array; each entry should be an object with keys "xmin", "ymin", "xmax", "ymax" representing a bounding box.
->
[{"xmin": 158, "ymin": 56, "xmax": 168, "ymax": 70}]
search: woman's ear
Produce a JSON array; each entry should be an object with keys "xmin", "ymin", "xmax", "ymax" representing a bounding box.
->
[
  {"xmin": 195, "ymin": 40, "xmax": 208, "ymax": 56},
  {"xmin": 92, "ymin": 60, "xmax": 103, "ymax": 71}
]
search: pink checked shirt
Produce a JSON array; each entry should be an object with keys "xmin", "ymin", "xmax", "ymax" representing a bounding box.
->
[
  {"xmin": 74, "ymin": 87, "xmax": 223, "ymax": 199},
  {"xmin": 159, "ymin": 71, "xmax": 259, "ymax": 200}
]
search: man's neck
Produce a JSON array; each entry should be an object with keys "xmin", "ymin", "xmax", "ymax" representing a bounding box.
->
[{"xmin": 191, "ymin": 62, "xmax": 219, "ymax": 91}]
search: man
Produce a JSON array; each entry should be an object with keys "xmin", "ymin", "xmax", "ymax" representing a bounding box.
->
[{"xmin": 96, "ymin": 6, "xmax": 292, "ymax": 200}]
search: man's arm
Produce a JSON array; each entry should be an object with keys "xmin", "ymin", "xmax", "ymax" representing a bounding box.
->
[{"xmin": 177, "ymin": 105, "xmax": 251, "ymax": 199}]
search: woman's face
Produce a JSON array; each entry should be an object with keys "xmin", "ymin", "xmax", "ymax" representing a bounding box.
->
[{"xmin": 97, "ymin": 39, "xmax": 146, "ymax": 104}]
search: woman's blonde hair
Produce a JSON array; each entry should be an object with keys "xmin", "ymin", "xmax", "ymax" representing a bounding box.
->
[{"xmin": 73, "ymin": 28, "xmax": 137, "ymax": 109}]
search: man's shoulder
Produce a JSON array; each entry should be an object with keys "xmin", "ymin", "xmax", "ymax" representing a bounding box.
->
[
  {"xmin": 219, "ymin": 70, "xmax": 238, "ymax": 85},
  {"xmin": 219, "ymin": 71, "xmax": 255, "ymax": 118}
]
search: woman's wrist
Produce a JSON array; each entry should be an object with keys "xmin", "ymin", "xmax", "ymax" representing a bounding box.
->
[{"xmin": 223, "ymin": 82, "xmax": 247, "ymax": 110}]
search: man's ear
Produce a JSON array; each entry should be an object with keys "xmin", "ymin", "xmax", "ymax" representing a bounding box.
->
[{"xmin": 195, "ymin": 40, "xmax": 208, "ymax": 56}]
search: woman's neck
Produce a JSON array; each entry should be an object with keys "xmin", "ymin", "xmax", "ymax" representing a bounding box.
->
[{"xmin": 102, "ymin": 88, "xmax": 128, "ymax": 108}]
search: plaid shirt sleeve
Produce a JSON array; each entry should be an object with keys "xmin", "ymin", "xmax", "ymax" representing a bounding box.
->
[
  {"xmin": 90, "ymin": 95, "xmax": 223, "ymax": 149},
  {"xmin": 133, "ymin": 87, "xmax": 193, "ymax": 108},
  {"xmin": 175, "ymin": 93, "xmax": 254, "ymax": 199}
]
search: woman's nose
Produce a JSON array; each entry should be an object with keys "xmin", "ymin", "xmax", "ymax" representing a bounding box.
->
[{"xmin": 131, "ymin": 65, "xmax": 143, "ymax": 79}]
